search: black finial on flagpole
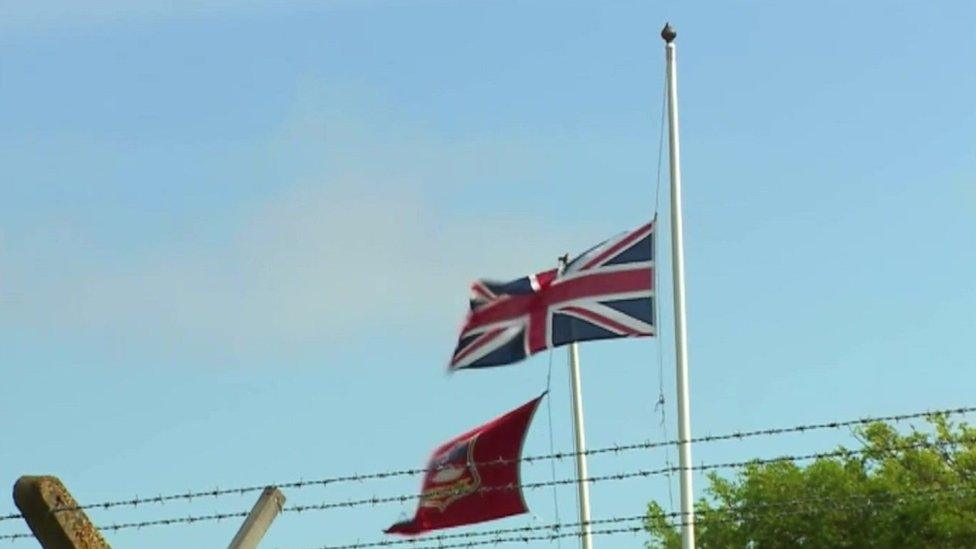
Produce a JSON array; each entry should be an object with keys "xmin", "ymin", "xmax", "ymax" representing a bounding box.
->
[{"xmin": 661, "ymin": 23, "xmax": 677, "ymax": 43}]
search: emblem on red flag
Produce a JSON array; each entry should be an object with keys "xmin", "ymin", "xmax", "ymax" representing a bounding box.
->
[{"xmin": 419, "ymin": 433, "xmax": 481, "ymax": 512}]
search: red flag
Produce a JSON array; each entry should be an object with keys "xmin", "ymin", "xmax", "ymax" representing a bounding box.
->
[{"xmin": 385, "ymin": 395, "xmax": 543, "ymax": 536}]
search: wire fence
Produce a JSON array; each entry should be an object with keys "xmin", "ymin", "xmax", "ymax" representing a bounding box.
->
[
  {"xmin": 4, "ymin": 482, "xmax": 974, "ymax": 545},
  {"xmin": 0, "ymin": 435, "xmax": 963, "ymax": 541},
  {"xmin": 315, "ymin": 484, "xmax": 976, "ymax": 549},
  {"xmin": 2, "ymin": 403, "xmax": 966, "ymax": 524},
  {"xmin": 0, "ymin": 403, "xmax": 971, "ymax": 544}
]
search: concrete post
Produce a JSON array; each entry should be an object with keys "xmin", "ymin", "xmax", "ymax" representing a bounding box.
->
[
  {"xmin": 13, "ymin": 476, "xmax": 109, "ymax": 549},
  {"xmin": 227, "ymin": 486, "xmax": 286, "ymax": 549}
]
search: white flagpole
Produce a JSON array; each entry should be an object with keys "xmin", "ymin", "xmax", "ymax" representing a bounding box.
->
[
  {"xmin": 559, "ymin": 256, "xmax": 593, "ymax": 549},
  {"xmin": 567, "ymin": 342, "xmax": 593, "ymax": 549},
  {"xmin": 662, "ymin": 23, "xmax": 696, "ymax": 549}
]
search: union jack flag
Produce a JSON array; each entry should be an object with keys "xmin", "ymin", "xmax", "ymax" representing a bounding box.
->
[{"xmin": 450, "ymin": 221, "xmax": 655, "ymax": 370}]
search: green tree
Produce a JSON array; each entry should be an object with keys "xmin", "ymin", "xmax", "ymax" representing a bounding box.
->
[{"xmin": 645, "ymin": 416, "xmax": 976, "ymax": 548}]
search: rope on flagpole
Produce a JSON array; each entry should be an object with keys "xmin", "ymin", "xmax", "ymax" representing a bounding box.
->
[
  {"xmin": 4, "ymin": 404, "xmax": 972, "ymax": 523},
  {"xmin": 653, "ymin": 71, "xmax": 668, "ymax": 216},
  {"xmin": 651, "ymin": 72, "xmax": 675, "ymax": 512},
  {"xmin": 652, "ymin": 212, "xmax": 675, "ymax": 513}
]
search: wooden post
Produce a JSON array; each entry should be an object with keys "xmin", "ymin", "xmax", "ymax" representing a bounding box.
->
[
  {"xmin": 13, "ymin": 476, "xmax": 109, "ymax": 549},
  {"xmin": 227, "ymin": 487, "xmax": 285, "ymax": 549}
]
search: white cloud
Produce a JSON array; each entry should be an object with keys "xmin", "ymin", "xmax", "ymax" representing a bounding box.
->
[
  {"xmin": 0, "ymin": 86, "xmax": 613, "ymax": 358},
  {"xmin": 3, "ymin": 182, "xmax": 591, "ymax": 355}
]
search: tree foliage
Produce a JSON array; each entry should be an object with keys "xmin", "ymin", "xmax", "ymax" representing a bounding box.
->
[{"xmin": 645, "ymin": 416, "xmax": 976, "ymax": 548}]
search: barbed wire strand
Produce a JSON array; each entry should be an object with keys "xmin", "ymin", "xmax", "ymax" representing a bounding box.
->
[
  {"xmin": 653, "ymin": 484, "xmax": 976, "ymax": 538},
  {"xmin": 2, "ymin": 437, "xmax": 950, "ymax": 538},
  {"xmin": 314, "ymin": 482, "xmax": 976, "ymax": 549},
  {"xmin": 280, "ymin": 437, "xmax": 960, "ymax": 514},
  {"xmin": 6, "ymin": 404, "xmax": 967, "ymax": 523},
  {"xmin": 315, "ymin": 515, "xmax": 646, "ymax": 549},
  {"xmin": 319, "ymin": 517, "xmax": 622, "ymax": 549},
  {"xmin": 329, "ymin": 484, "xmax": 976, "ymax": 549},
  {"xmin": 3, "ymin": 479, "xmax": 972, "ymax": 544}
]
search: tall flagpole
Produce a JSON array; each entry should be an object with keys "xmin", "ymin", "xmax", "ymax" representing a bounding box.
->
[
  {"xmin": 560, "ymin": 257, "xmax": 593, "ymax": 549},
  {"xmin": 662, "ymin": 23, "xmax": 696, "ymax": 549}
]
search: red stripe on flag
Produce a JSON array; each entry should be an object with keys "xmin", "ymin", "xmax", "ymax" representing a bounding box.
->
[
  {"xmin": 545, "ymin": 269, "xmax": 652, "ymax": 303},
  {"xmin": 463, "ymin": 269, "xmax": 652, "ymax": 331}
]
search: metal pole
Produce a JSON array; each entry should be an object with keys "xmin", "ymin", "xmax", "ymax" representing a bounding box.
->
[
  {"xmin": 557, "ymin": 255, "xmax": 593, "ymax": 549},
  {"xmin": 662, "ymin": 22, "xmax": 696, "ymax": 549},
  {"xmin": 567, "ymin": 342, "xmax": 593, "ymax": 549},
  {"xmin": 228, "ymin": 486, "xmax": 286, "ymax": 549}
]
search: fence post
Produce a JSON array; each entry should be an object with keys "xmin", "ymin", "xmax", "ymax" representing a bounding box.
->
[
  {"xmin": 227, "ymin": 486, "xmax": 286, "ymax": 549},
  {"xmin": 13, "ymin": 475, "xmax": 109, "ymax": 549}
]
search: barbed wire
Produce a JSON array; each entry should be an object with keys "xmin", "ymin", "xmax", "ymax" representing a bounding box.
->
[
  {"xmin": 2, "ymin": 404, "xmax": 965, "ymax": 524},
  {"xmin": 383, "ymin": 524, "xmax": 646, "ymax": 549},
  {"xmin": 314, "ymin": 515, "xmax": 647, "ymax": 549},
  {"xmin": 280, "ymin": 437, "xmax": 960, "ymax": 514},
  {"xmin": 4, "ymin": 478, "xmax": 973, "ymax": 544},
  {"xmin": 655, "ymin": 484, "xmax": 976, "ymax": 533},
  {"xmin": 0, "ymin": 509, "xmax": 252, "ymax": 541},
  {"xmin": 0, "ymin": 436, "xmax": 949, "ymax": 539},
  {"xmin": 395, "ymin": 524, "xmax": 646, "ymax": 549},
  {"xmin": 312, "ymin": 483, "xmax": 976, "ymax": 549},
  {"xmin": 335, "ymin": 484, "xmax": 976, "ymax": 549}
]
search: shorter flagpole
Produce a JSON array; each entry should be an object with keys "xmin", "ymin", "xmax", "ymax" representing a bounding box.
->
[
  {"xmin": 560, "ymin": 256, "xmax": 594, "ymax": 549},
  {"xmin": 567, "ymin": 342, "xmax": 593, "ymax": 549}
]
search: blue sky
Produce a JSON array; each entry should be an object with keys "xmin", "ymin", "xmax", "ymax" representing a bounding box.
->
[{"xmin": 1, "ymin": 1, "xmax": 974, "ymax": 547}]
